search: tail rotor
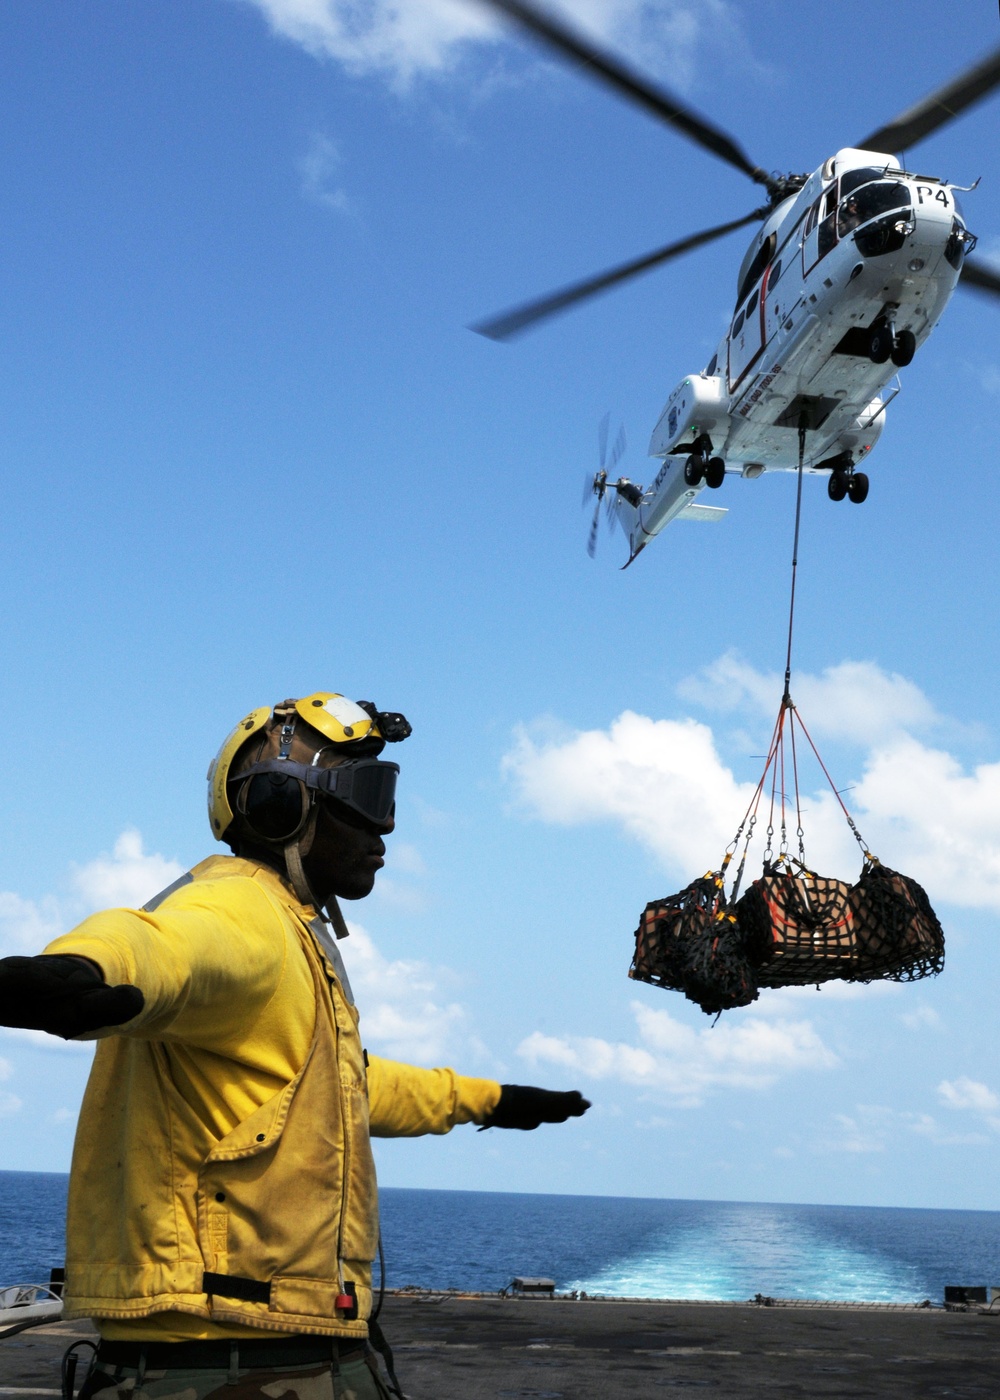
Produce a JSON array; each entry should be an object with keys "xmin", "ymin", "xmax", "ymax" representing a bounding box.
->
[
  {"xmin": 583, "ymin": 417, "xmax": 626, "ymax": 558},
  {"xmin": 586, "ymin": 486, "xmax": 604, "ymax": 557}
]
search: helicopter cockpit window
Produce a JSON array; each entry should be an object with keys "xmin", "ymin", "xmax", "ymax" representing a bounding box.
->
[
  {"xmin": 818, "ymin": 211, "xmax": 837, "ymax": 258},
  {"xmin": 852, "ymin": 181, "xmax": 910, "ymax": 223},
  {"xmin": 848, "ymin": 181, "xmax": 913, "ymax": 257},
  {"xmin": 732, "ymin": 308, "xmax": 745, "ymax": 337},
  {"xmin": 705, "ymin": 353, "xmax": 718, "ymax": 376},
  {"xmin": 839, "ymin": 166, "xmax": 886, "ymax": 199},
  {"xmin": 838, "ymin": 195, "xmax": 862, "ymax": 237}
]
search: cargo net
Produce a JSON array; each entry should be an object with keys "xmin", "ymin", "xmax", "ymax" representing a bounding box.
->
[{"xmin": 629, "ymin": 696, "xmax": 945, "ymax": 1016}]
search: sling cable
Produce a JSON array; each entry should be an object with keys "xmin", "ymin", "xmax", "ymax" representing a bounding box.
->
[{"xmin": 629, "ymin": 418, "xmax": 944, "ymax": 1017}]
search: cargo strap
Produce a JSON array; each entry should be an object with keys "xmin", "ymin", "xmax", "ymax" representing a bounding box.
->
[
  {"xmin": 368, "ymin": 1316, "xmax": 406, "ymax": 1399},
  {"xmin": 719, "ymin": 416, "xmax": 873, "ymax": 902}
]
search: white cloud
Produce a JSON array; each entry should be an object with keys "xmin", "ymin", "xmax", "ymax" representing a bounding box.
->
[
  {"xmin": 370, "ymin": 841, "xmax": 430, "ymax": 913},
  {"xmin": 517, "ymin": 999, "xmax": 836, "ymax": 1105},
  {"xmin": 938, "ymin": 1076, "xmax": 999, "ymax": 1115},
  {"xmin": 822, "ymin": 1103, "xmax": 987, "ymax": 1153},
  {"xmin": 503, "ymin": 655, "xmax": 1000, "ymax": 910},
  {"xmin": 853, "ymin": 739, "xmax": 1000, "ymax": 909},
  {"xmin": 0, "ymin": 891, "xmax": 64, "ymax": 957},
  {"xmin": 757, "ymin": 981, "xmax": 900, "ymax": 1008},
  {"xmin": 342, "ymin": 921, "xmax": 480, "ymax": 1064},
  {"xmin": 812, "ymin": 1080, "xmax": 1000, "ymax": 1155},
  {"xmin": 0, "ymin": 1027, "xmax": 94, "ymax": 1055},
  {"xmin": 503, "ymin": 705, "xmax": 859, "ymax": 883},
  {"xmin": 678, "ymin": 652, "xmax": 940, "ymax": 745},
  {"xmin": 980, "ymin": 365, "xmax": 1000, "ymax": 396},
  {"xmin": 237, "ymin": 0, "xmax": 753, "ymax": 91},
  {"xmin": 70, "ymin": 830, "xmax": 184, "ymax": 915},
  {"xmin": 239, "ymin": 0, "xmax": 499, "ymax": 84},
  {"xmin": 389, "ymin": 843, "xmax": 427, "ymax": 877},
  {"xmin": 1, "ymin": 830, "xmax": 183, "ymax": 959},
  {"xmin": 827, "ymin": 1107, "xmax": 891, "ymax": 1154},
  {"xmin": 0, "ymin": 1053, "xmax": 20, "ymax": 1116},
  {"xmin": 297, "ymin": 132, "xmax": 351, "ymax": 212},
  {"xmin": 899, "ymin": 1005, "xmax": 940, "ymax": 1030},
  {"xmin": 503, "ymin": 709, "xmax": 764, "ymax": 874}
]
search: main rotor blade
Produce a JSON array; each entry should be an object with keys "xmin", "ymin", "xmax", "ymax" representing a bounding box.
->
[
  {"xmin": 471, "ymin": 208, "xmax": 766, "ymax": 341},
  {"xmin": 476, "ymin": 0, "xmax": 770, "ymax": 189},
  {"xmin": 608, "ymin": 424, "xmax": 626, "ymax": 472},
  {"xmin": 858, "ymin": 45, "xmax": 1000, "ymax": 154},
  {"xmin": 959, "ymin": 258, "xmax": 1000, "ymax": 300},
  {"xmin": 587, "ymin": 500, "xmax": 601, "ymax": 557}
]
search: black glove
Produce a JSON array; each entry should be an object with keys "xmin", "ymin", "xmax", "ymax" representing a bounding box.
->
[
  {"xmin": 0, "ymin": 955, "xmax": 144, "ymax": 1040},
  {"xmin": 479, "ymin": 1084, "xmax": 591, "ymax": 1131}
]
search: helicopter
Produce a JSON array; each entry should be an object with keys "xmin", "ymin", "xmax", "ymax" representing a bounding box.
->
[{"xmin": 470, "ymin": 0, "xmax": 1000, "ymax": 566}]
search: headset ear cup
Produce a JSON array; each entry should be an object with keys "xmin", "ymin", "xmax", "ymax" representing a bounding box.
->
[{"xmin": 239, "ymin": 772, "xmax": 309, "ymax": 842}]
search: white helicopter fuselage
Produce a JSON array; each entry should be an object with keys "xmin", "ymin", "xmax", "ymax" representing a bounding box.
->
[{"xmin": 612, "ymin": 147, "xmax": 976, "ymax": 561}]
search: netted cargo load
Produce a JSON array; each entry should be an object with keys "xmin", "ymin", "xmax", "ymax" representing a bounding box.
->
[
  {"xmin": 629, "ymin": 875, "xmax": 759, "ymax": 1014},
  {"xmin": 736, "ymin": 867, "xmax": 856, "ymax": 986},
  {"xmin": 848, "ymin": 860, "xmax": 945, "ymax": 981},
  {"xmin": 735, "ymin": 860, "xmax": 944, "ymax": 987},
  {"xmin": 626, "ymin": 694, "xmax": 946, "ymax": 1014}
]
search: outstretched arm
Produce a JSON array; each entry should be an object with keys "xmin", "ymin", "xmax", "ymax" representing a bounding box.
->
[
  {"xmin": 367, "ymin": 1056, "xmax": 590, "ymax": 1137},
  {"xmin": 7, "ymin": 877, "xmax": 293, "ymax": 1046}
]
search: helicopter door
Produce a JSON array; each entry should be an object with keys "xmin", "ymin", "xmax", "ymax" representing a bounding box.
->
[{"xmin": 802, "ymin": 184, "xmax": 838, "ymax": 276}]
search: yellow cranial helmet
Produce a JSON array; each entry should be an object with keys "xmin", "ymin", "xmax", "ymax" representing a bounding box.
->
[{"xmin": 207, "ymin": 692, "xmax": 411, "ymax": 843}]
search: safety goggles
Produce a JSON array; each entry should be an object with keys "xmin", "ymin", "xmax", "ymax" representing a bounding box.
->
[{"xmin": 236, "ymin": 757, "xmax": 399, "ymax": 827}]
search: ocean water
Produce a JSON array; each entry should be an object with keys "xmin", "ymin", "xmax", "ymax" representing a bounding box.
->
[{"xmin": 2, "ymin": 1172, "xmax": 999, "ymax": 1304}]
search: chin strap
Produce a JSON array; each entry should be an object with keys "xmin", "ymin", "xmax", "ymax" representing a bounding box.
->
[
  {"xmin": 326, "ymin": 896, "xmax": 351, "ymax": 941},
  {"xmin": 284, "ymin": 807, "xmax": 320, "ymax": 910},
  {"xmin": 282, "ymin": 810, "xmax": 352, "ymax": 939}
]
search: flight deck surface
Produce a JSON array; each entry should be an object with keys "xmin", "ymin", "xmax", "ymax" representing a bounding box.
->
[{"xmin": 2, "ymin": 1293, "xmax": 998, "ymax": 1399}]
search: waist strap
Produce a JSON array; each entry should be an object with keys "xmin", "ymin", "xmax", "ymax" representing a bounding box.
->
[
  {"xmin": 203, "ymin": 1271, "xmax": 270, "ymax": 1304},
  {"xmin": 96, "ymin": 1336, "xmax": 367, "ymax": 1371}
]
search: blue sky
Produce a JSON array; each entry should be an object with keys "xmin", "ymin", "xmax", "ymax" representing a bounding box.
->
[{"xmin": 2, "ymin": 0, "xmax": 1000, "ymax": 1212}]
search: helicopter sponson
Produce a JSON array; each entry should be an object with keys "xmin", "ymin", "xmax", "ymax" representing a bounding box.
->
[{"xmin": 606, "ymin": 147, "xmax": 976, "ymax": 562}]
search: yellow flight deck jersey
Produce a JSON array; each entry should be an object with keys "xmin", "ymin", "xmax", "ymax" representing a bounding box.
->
[{"xmin": 44, "ymin": 855, "xmax": 501, "ymax": 1342}]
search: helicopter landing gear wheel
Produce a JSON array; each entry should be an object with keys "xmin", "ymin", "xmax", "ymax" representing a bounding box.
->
[
  {"xmin": 891, "ymin": 329, "xmax": 916, "ymax": 367},
  {"xmin": 848, "ymin": 471, "xmax": 869, "ymax": 504},
  {"xmin": 868, "ymin": 321, "xmax": 894, "ymax": 364},
  {"xmin": 705, "ymin": 457, "xmax": 725, "ymax": 489},
  {"xmin": 684, "ymin": 455, "xmax": 704, "ymax": 486},
  {"xmin": 827, "ymin": 471, "xmax": 848, "ymax": 502}
]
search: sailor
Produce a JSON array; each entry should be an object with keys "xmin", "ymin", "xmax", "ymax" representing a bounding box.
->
[{"xmin": 0, "ymin": 692, "xmax": 590, "ymax": 1400}]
